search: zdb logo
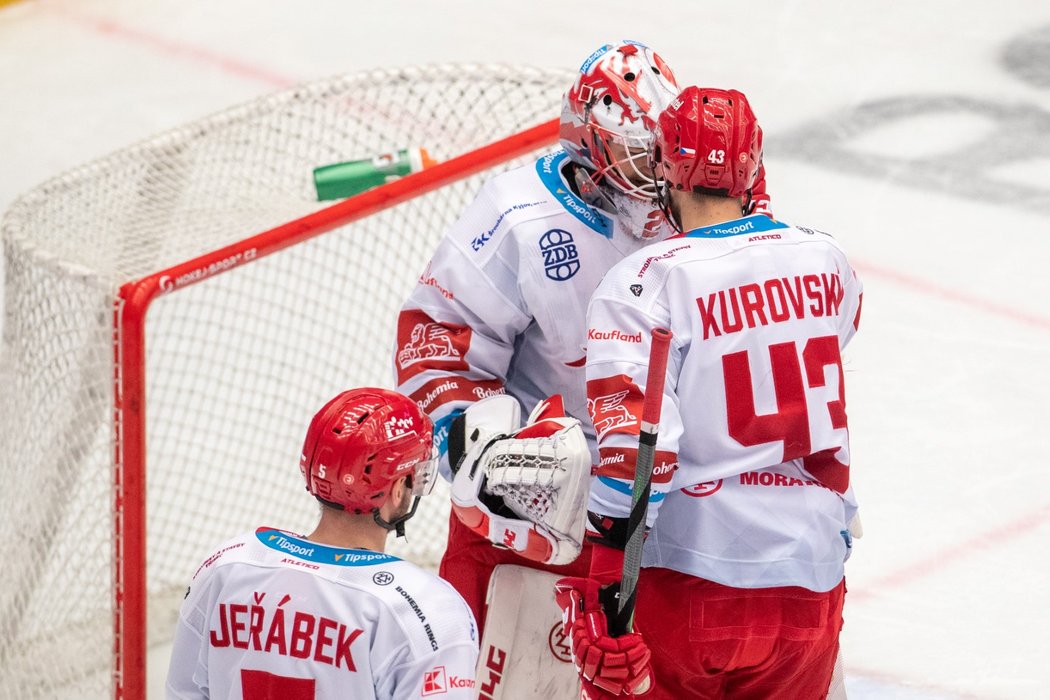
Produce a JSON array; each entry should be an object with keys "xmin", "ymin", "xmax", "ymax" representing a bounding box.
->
[
  {"xmin": 547, "ymin": 622, "xmax": 572, "ymax": 663},
  {"xmin": 422, "ymin": 666, "xmax": 447, "ymax": 695},
  {"xmin": 587, "ymin": 390, "xmax": 638, "ymax": 440},
  {"xmin": 539, "ymin": 229, "xmax": 580, "ymax": 281},
  {"xmin": 682, "ymin": 480, "xmax": 723, "ymax": 498},
  {"xmin": 397, "ymin": 323, "xmax": 460, "ymax": 369}
]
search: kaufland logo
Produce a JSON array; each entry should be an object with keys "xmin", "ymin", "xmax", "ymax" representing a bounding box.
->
[
  {"xmin": 422, "ymin": 666, "xmax": 474, "ymax": 695},
  {"xmin": 422, "ymin": 666, "xmax": 446, "ymax": 695},
  {"xmin": 588, "ymin": 329, "xmax": 642, "ymax": 343}
]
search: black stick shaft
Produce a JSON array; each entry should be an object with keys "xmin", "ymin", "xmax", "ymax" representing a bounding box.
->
[{"xmin": 611, "ymin": 327, "xmax": 672, "ymax": 636}]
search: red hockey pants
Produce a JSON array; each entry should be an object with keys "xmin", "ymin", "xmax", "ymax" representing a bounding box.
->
[{"xmin": 635, "ymin": 567, "xmax": 845, "ymax": 699}]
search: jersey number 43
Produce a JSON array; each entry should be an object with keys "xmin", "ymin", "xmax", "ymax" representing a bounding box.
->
[{"xmin": 722, "ymin": 335, "xmax": 849, "ymax": 493}]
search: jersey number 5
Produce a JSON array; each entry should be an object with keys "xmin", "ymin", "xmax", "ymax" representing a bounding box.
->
[
  {"xmin": 722, "ymin": 335, "xmax": 849, "ymax": 493},
  {"xmin": 241, "ymin": 669, "xmax": 316, "ymax": 699}
]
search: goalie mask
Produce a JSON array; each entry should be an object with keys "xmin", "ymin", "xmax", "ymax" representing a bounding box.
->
[
  {"xmin": 560, "ymin": 40, "xmax": 680, "ymax": 201},
  {"xmin": 300, "ymin": 388, "xmax": 437, "ymax": 532}
]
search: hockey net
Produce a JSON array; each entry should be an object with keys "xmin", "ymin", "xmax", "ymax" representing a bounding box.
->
[{"xmin": 0, "ymin": 64, "xmax": 572, "ymax": 700}]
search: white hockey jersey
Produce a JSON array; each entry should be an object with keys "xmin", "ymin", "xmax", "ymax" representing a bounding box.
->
[
  {"xmin": 167, "ymin": 527, "xmax": 478, "ymax": 700},
  {"xmin": 585, "ymin": 214, "xmax": 863, "ymax": 592},
  {"xmin": 394, "ymin": 151, "xmax": 662, "ymax": 473}
]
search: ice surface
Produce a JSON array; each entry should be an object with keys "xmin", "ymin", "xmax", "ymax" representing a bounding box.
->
[{"xmin": 2, "ymin": 1, "xmax": 1048, "ymax": 698}]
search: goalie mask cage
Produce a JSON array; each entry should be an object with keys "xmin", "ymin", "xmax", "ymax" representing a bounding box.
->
[{"xmin": 0, "ymin": 64, "xmax": 571, "ymax": 700}]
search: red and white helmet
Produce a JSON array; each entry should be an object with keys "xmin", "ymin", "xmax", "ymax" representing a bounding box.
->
[
  {"xmin": 652, "ymin": 86, "xmax": 763, "ymax": 199},
  {"xmin": 300, "ymin": 388, "xmax": 436, "ymax": 521},
  {"xmin": 560, "ymin": 40, "xmax": 680, "ymax": 200}
]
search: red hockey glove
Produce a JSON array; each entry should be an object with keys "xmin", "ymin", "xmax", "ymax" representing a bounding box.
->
[{"xmin": 554, "ymin": 576, "xmax": 653, "ymax": 698}]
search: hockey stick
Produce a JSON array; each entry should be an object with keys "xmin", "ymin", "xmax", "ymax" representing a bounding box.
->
[{"xmin": 611, "ymin": 327, "xmax": 673, "ymax": 637}]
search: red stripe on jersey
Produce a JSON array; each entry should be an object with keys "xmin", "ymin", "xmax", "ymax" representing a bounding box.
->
[
  {"xmin": 394, "ymin": 309, "xmax": 471, "ymax": 384},
  {"xmin": 408, "ymin": 376, "xmax": 505, "ymax": 415},
  {"xmin": 596, "ymin": 447, "xmax": 678, "ymax": 484},
  {"xmin": 586, "ymin": 374, "xmax": 644, "ymax": 442}
]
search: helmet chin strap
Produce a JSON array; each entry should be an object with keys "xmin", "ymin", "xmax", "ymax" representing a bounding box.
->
[
  {"xmin": 373, "ymin": 495, "xmax": 421, "ymax": 538},
  {"xmin": 658, "ymin": 181, "xmax": 683, "ymax": 234}
]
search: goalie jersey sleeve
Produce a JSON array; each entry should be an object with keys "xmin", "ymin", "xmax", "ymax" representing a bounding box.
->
[
  {"xmin": 167, "ymin": 528, "xmax": 478, "ymax": 699},
  {"xmin": 585, "ymin": 215, "xmax": 863, "ymax": 591},
  {"xmin": 393, "ymin": 177, "xmax": 534, "ymax": 469},
  {"xmin": 393, "ymin": 152, "xmax": 659, "ymax": 475}
]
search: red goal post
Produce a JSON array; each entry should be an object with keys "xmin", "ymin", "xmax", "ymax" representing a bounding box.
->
[{"xmin": 1, "ymin": 64, "xmax": 571, "ymax": 700}]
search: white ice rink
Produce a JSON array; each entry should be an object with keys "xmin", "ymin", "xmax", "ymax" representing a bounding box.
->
[{"xmin": 2, "ymin": 1, "xmax": 1049, "ymax": 698}]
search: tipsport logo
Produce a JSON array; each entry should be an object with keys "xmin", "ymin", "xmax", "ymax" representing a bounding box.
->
[{"xmin": 682, "ymin": 480, "xmax": 723, "ymax": 498}]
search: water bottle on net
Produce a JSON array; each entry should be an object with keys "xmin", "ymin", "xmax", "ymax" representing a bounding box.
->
[{"xmin": 313, "ymin": 147, "xmax": 437, "ymax": 200}]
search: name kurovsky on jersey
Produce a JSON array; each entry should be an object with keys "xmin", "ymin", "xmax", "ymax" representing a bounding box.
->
[
  {"xmin": 696, "ymin": 273, "xmax": 844, "ymax": 340},
  {"xmin": 210, "ymin": 597, "xmax": 363, "ymax": 671}
]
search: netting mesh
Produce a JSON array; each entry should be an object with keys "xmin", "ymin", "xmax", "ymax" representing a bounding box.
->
[{"xmin": 0, "ymin": 64, "xmax": 573, "ymax": 700}]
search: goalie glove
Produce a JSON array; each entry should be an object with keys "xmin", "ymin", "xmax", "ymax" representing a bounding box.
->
[
  {"xmin": 450, "ymin": 395, "xmax": 591, "ymax": 566},
  {"xmin": 554, "ymin": 576, "xmax": 653, "ymax": 698}
]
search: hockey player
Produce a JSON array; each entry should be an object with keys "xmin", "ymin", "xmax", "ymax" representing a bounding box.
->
[
  {"xmin": 395, "ymin": 42, "xmax": 774, "ymax": 698},
  {"xmin": 166, "ymin": 388, "xmax": 479, "ymax": 699},
  {"xmin": 556, "ymin": 86, "xmax": 862, "ymax": 699},
  {"xmin": 394, "ymin": 41, "xmax": 773, "ymax": 631}
]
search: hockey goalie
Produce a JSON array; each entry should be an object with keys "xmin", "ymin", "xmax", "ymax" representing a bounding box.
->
[{"xmin": 393, "ymin": 39, "xmax": 760, "ymax": 698}]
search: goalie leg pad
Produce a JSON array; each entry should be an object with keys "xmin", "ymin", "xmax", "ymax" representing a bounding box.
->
[{"xmin": 477, "ymin": 565, "xmax": 581, "ymax": 700}]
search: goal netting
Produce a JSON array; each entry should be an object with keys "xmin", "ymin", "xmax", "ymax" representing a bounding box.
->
[{"xmin": 0, "ymin": 64, "xmax": 572, "ymax": 700}]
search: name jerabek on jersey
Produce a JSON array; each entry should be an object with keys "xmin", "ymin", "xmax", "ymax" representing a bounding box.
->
[
  {"xmin": 697, "ymin": 273, "xmax": 844, "ymax": 340},
  {"xmin": 209, "ymin": 598, "xmax": 364, "ymax": 672}
]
